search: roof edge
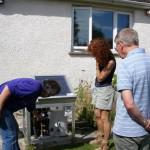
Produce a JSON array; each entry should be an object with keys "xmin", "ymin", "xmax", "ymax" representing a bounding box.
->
[{"xmin": 69, "ymin": 0, "xmax": 150, "ymax": 9}]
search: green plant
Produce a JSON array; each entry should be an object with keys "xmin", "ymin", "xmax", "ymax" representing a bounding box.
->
[
  {"xmin": 112, "ymin": 74, "xmax": 117, "ymax": 89},
  {"xmin": 26, "ymin": 144, "xmax": 36, "ymax": 150},
  {"xmin": 75, "ymin": 80, "xmax": 94, "ymax": 126},
  {"xmin": 110, "ymin": 74, "xmax": 117, "ymax": 123}
]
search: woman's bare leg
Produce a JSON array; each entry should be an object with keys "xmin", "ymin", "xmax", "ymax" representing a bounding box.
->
[
  {"xmin": 90, "ymin": 108, "xmax": 103, "ymax": 145},
  {"xmin": 101, "ymin": 110, "xmax": 111, "ymax": 150},
  {"xmin": 95, "ymin": 109, "xmax": 104, "ymax": 138}
]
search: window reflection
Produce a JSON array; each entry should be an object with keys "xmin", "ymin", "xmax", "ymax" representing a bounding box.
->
[
  {"xmin": 92, "ymin": 10, "xmax": 113, "ymax": 48},
  {"xmin": 73, "ymin": 8, "xmax": 131, "ymax": 51},
  {"xmin": 74, "ymin": 9, "xmax": 89, "ymax": 46},
  {"xmin": 117, "ymin": 14, "xmax": 129, "ymax": 33}
]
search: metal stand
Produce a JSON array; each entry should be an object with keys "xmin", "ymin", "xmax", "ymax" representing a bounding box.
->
[{"xmin": 23, "ymin": 95, "xmax": 76, "ymax": 145}]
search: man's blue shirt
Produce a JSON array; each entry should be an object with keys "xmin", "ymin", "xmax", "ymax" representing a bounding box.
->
[
  {"xmin": 0, "ymin": 78, "xmax": 42, "ymax": 112},
  {"xmin": 113, "ymin": 48, "xmax": 150, "ymax": 137}
]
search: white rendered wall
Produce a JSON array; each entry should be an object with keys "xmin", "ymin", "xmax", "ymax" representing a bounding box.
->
[
  {"xmin": 0, "ymin": 0, "xmax": 150, "ymax": 89},
  {"xmin": 0, "ymin": 0, "xmax": 95, "ymax": 89},
  {"xmin": 133, "ymin": 10, "xmax": 150, "ymax": 54}
]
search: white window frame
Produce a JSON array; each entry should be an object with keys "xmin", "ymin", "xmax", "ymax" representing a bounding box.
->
[
  {"xmin": 72, "ymin": 7, "xmax": 92, "ymax": 51},
  {"xmin": 112, "ymin": 11, "xmax": 133, "ymax": 53},
  {"xmin": 72, "ymin": 7, "xmax": 133, "ymax": 54}
]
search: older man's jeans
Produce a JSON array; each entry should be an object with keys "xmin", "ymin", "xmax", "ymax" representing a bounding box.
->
[{"xmin": 0, "ymin": 109, "xmax": 20, "ymax": 150}]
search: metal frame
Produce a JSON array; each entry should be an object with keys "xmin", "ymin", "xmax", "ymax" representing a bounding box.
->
[{"xmin": 23, "ymin": 95, "xmax": 76, "ymax": 145}]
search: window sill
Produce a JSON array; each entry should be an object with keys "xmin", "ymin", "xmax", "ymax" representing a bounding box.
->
[
  {"xmin": 69, "ymin": 50, "xmax": 92, "ymax": 56},
  {"xmin": 69, "ymin": 49, "xmax": 118, "ymax": 57}
]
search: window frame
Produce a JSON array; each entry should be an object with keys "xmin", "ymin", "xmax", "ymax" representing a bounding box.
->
[
  {"xmin": 112, "ymin": 11, "xmax": 133, "ymax": 53},
  {"xmin": 71, "ymin": 7, "xmax": 92, "ymax": 51},
  {"xmin": 71, "ymin": 6, "xmax": 133, "ymax": 54}
]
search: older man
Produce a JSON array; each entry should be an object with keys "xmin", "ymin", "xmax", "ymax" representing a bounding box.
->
[{"xmin": 113, "ymin": 28, "xmax": 150, "ymax": 150}]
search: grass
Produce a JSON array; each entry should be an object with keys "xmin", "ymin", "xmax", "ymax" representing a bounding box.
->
[
  {"xmin": 63, "ymin": 139, "xmax": 115, "ymax": 150},
  {"xmin": 46, "ymin": 143, "xmax": 97, "ymax": 150},
  {"xmin": 27, "ymin": 138, "xmax": 115, "ymax": 150},
  {"xmin": 63, "ymin": 143, "xmax": 97, "ymax": 150}
]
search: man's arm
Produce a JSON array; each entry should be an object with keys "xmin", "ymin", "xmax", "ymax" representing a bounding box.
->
[
  {"xmin": 96, "ymin": 60, "xmax": 115, "ymax": 82},
  {"xmin": 121, "ymin": 90, "xmax": 150, "ymax": 130},
  {"xmin": 0, "ymin": 85, "xmax": 11, "ymax": 117}
]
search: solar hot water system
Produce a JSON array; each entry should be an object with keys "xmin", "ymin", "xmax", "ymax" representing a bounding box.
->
[{"xmin": 22, "ymin": 75, "xmax": 76, "ymax": 145}]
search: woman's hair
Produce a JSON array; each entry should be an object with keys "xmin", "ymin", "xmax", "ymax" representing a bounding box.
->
[
  {"xmin": 42, "ymin": 80, "xmax": 61, "ymax": 97},
  {"xmin": 88, "ymin": 38, "xmax": 114, "ymax": 66}
]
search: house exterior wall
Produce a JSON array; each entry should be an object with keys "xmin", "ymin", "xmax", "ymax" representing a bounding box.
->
[
  {"xmin": 0, "ymin": 0, "xmax": 95, "ymax": 88},
  {"xmin": 134, "ymin": 10, "xmax": 150, "ymax": 53},
  {"xmin": 0, "ymin": 0, "xmax": 150, "ymax": 89}
]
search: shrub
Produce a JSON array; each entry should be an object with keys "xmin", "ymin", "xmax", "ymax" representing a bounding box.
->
[{"xmin": 74, "ymin": 80, "xmax": 94, "ymax": 126}]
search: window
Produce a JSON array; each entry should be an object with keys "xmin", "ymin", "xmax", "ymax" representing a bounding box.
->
[
  {"xmin": 72, "ymin": 7, "xmax": 132, "ymax": 53},
  {"xmin": 117, "ymin": 13, "xmax": 130, "ymax": 33},
  {"xmin": 92, "ymin": 10, "xmax": 113, "ymax": 48},
  {"xmin": 73, "ymin": 8, "xmax": 90, "ymax": 47}
]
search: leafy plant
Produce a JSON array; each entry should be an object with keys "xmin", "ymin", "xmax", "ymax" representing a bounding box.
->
[
  {"xmin": 111, "ymin": 74, "xmax": 117, "ymax": 123},
  {"xmin": 26, "ymin": 144, "xmax": 36, "ymax": 150},
  {"xmin": 74, "ymin": 80, "xmax": 94, "ymax": 126},
  {"xmin": 112, "ymin": 74, "xmax": 117, "ymax": 89}
]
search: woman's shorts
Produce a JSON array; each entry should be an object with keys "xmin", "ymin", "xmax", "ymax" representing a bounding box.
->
[{"xmin": 92, "ymin": 86, "xmax": 115, "ymax": 110}]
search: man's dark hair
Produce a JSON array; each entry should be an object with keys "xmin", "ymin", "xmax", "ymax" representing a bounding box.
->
[{"xmin": 42, "ymin": 80, "xmax": 60, "ymax": 97}]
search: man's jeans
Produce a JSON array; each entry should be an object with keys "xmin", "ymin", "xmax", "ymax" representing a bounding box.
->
[{"xmin": 0, "ymin": 109, "xmax": 20, "ymax": 150}]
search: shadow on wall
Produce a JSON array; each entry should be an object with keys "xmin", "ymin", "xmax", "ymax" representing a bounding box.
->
[{"xmin": 0, "ymin": 0, "xmax": 71, "ymax": 17}]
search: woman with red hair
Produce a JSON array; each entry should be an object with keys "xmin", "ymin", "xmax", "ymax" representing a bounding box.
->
[{"xmin": 88, "ymin": 38, "xmax": 116, "ymax": 150}]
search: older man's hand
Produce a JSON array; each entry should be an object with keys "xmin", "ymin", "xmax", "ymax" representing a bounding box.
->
[{"xmin": 144, "ymin": 119, "xmax": 150, "ymax": 132}]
